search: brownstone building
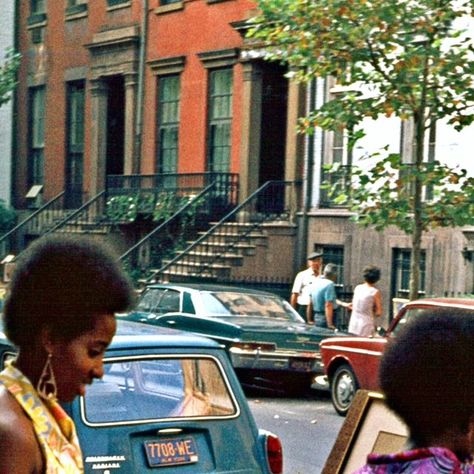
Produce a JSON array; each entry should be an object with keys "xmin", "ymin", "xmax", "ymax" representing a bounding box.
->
[{"xmin": 4, "ymin": 0, "xmax": 473, "ymax": 325}]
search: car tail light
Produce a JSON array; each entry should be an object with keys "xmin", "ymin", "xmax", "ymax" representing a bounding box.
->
[{"xmin": 266, "ymin": 433, "xmax": 283, "ymax": 474}]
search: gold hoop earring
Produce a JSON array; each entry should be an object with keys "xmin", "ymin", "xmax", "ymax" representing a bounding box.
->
[{"xmin": 37, "ymin": 352, "xmax": 57, "ymax": 401}]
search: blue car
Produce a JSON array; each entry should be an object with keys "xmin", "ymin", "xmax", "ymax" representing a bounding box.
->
[{"xmin": 0, "ymin": 320, "xmax": 283, "ymax": 473}]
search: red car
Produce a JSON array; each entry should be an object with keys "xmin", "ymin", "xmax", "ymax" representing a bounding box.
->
[{"xmin": 320, "ymin": 298, "xmax": 474, "ymax": 415}]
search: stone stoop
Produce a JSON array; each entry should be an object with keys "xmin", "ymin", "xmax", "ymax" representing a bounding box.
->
[{"xmin": 158, "ymin": 220, "xmax": 297, "ymax": 283}]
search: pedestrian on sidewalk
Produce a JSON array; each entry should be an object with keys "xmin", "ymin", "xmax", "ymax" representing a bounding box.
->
[
  {"xmin": 307, "ymin": 263, "xmax": 350, "ymax": 329},
  {"xmin": 348, "ymin": 265, "xmax": 382, "ymax": 336},
  {"xmin": 290, "ymin": 251, "xmax": 323, "ymax": 321}
]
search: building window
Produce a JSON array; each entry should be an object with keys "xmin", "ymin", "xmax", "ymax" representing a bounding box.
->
[
  {"xmin": 400, "ymin": 119, "xmax": 437, "ymax": 201},
  {"xmin": 65, "ymin": 81, "xmax": 85, "ymax": 208},
  {"xmin": 156, "ymin": 75, "xmax": 180, "ymax": 174},
  {"xmin": 160, "ymin": 0, "xmax": 180, "ymax": 4},
  {"xmin": 107, "ymin": 0, "xmax": 129, "ymax": 6},
  {"xmin": 31, "ymin": 0, "xmax": 46, "ymax": 14},
  {"xmin": 207, "ymin": 68, "xmax": 233, "ymax": 173},
  {"xmin": 320, "ymin": 245, "xmax": 344, "ymax": 287},
  {"xmin": 28, "ymin": 87, "xmax": 46, "ymax": 187},
  {"xmin": 66, "ymin": 0, "xmax": 88, "ymax": 16},
  {"xmin": 320, "ymin": 85, "xmax": 353, "ymax": 207},
  {"xmin": 391, "ymin": 248, "xmax": 426, "ymax": 301}
]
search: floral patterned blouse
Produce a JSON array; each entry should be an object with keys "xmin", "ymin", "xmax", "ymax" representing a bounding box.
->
[
  {"xmin": 0, "ymin": 360, "xmax": 84, "ymax": 473},
  {"xmin": 353, "ymin": 447, "xmax": 474, "ymax": 473}
]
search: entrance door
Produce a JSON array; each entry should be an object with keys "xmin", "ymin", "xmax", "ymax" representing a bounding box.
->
[
  {"xmin": 106, "ymin": 76, "xmax": 125, "ymax": 178},
  {"xmin": 259, "ymin": 63, "xmax": 287, "ymax": 185},
  {"xmin": 258, "ymin": 62, "xmax": 288, "ymax": 212}
]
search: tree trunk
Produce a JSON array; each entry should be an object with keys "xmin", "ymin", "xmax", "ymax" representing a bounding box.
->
[{"xmin": 409, "ymin": 111, "xmax": 425, "ymax": 301}]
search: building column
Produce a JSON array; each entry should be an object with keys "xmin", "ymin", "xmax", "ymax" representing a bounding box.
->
[
  {"xmin": 124, "ymin": 73, "xmax": 138, "ymax": 175},
  {"xmin": 89, "ymin": 79, "xmax": 108, "ymax": 196},
  {"xmin": 285, "ymin": 81, "xmax": 306, "ymax": 183},
  {"xmin": 239, "ymin": 61, "xmax": 262, "ymax": 201}
]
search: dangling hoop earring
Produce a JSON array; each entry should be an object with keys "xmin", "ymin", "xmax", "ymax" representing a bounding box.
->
[{"xmin": 37, "ymin": 352, "xmax": 57, "ymax": 401}]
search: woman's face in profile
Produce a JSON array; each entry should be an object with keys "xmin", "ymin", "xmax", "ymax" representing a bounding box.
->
[{"xmin": 50, "ymin": 313, "xmax": 116, "ymax": 402}]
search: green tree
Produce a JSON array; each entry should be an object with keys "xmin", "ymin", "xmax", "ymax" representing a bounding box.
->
[
  {"xmin": 249, "ymin": 0, "xmax": 474, "ymax": 299},
  {"xmin": 0, "ymin": 48, "xmax": 20, "ymax": 108},
  {"xmin": 0, "ymin": 199, "xmax": 16, "ymax": 234}
]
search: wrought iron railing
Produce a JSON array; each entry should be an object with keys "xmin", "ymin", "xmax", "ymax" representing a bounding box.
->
[
  {"xmin": 45, "ymin": 191, "xmax": 107, "ymax": 235},
  {"xmin": 0, "ymin": 192, "xmax": 66, "ymax": 258},
  {"xmin": 320, "ymin": 164, "xmax": 353, "ymax": 207},
  {"xmin": 148, "ymin": 180, "xmax": 300, "ymax": 284},
  {"xmin": 119, "ymin": 182, "xmax": 221, "ymax": 283}
]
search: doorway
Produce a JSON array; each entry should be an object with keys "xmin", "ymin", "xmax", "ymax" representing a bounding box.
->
[
  {"xmin": 258, "ymin": 62, "xmax": 288, "ymax": 186},
  {"xmin": 258, "ymin": 62, "xmax": 288, "ymax": 212},
  {"xmin": 106, "ymin": 76, "xmax": 125, "ymax": 177}
]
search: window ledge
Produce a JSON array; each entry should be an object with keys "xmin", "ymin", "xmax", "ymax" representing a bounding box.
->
[
  {"xmin": 154, "ymin": 2, "xmax": 184, "ymax": 15},
  {"xmin": 207, "ymin": 0, "xmax": 234, "ymax": 4},
  {"xmin": 27, "ymin": 13, "xmax": 47, "ymax": 26},
  {"xmin": 65, "ymin": 3, "xmax": 88, "ymax": 20}
]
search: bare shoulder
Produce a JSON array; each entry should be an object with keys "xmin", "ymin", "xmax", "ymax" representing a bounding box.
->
[{"xmin": 0, "ymin": 385, "xmax": 44, "ymax": 473}]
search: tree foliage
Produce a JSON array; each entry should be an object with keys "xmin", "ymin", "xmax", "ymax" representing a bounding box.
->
[
  {"xmin": 0, "ymin": 48, "xmax": 20, "ymax": 108},
  {"xmin": 249, "ymin": 0, "xmax": 474, "ymax": 299},
  {"xmin": 0, "ymin": 199, "xmax": 16, "ymax": 234}
]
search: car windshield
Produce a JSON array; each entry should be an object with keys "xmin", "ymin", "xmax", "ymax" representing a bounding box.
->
[
  {"xmin": 82, "ymin": 356, "xmax": 238, "ymax": 425},
  {"xmin": 200, "ymin": 291, "xmax": 299, "ymax": 320}
]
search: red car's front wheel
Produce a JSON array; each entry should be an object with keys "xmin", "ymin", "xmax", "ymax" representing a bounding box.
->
[{"xmin": 330, "ymin": 364, "xmax": 359, "ymax": 416}]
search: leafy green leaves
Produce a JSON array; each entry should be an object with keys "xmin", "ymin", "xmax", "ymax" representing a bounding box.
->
[
  {"xmin": 324, "ymin": 154, "xmax": 474, "ymax": 233},
  {"xmin": 0, "ymin": 199, "xmax": 16, "ymax": 234},
  {"xmin": 0, "ymin": 49, "xmax": 20, "ymax": 108},
  {"xmin": 249, "ymin": 0, "xmax": 474, "ymax": 132}
]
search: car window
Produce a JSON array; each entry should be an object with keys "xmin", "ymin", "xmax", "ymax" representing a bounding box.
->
[
  {"xmin": 391, "ymin": 308, "xmax": 426, "ymax": 336},
  {"xmin": 201, "ymin": 291, "xmax": 298, "ymax": 320},
  {"xmin": 82, "ymin": 356, "xmax": 238, "ymax": 425},
  {"xmin": 137, "ymin": 289, "xmax": 181, "ymax": 315},
  {"xmin": 157, "ymin": 290, "xmax": 181, "ymax": 314},
  {"xmin": 136, "ymin": 289, "xmax": 166, "ymax": 312}
]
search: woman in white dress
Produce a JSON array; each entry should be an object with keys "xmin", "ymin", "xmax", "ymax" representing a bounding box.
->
[{"xmin": 348, "ymin": 265, "xmax": 382, "ymax": 336}]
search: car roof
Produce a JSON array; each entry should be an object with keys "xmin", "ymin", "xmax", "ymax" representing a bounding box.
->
[
  {"xmin": 0, "ymin": 319, "xmax": 221, "ymax": 351},
  {"xmin": 110, "ymin": 320, "xmax": 222, "ymax": 351},
  {"xmin": 145, "ymin": 282, "xmax": 278, "ymax": 296},
  {"xmin": 404, "ymin": 297, "xmax": 474, "ymax": 310}
]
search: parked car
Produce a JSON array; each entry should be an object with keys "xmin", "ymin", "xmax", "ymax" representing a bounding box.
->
[
  {"xmin": 0, "ymin": 320, "xmax": 283, "ymax": 473},
  {"xmin": 320, "ymin": 298, "xmax": 474, "ymax": 416},
  {"xmin": 119, "ymin": 283, "xmax": 343, "ymax": 392}
]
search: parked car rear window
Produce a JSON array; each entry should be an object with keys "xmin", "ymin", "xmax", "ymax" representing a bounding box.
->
[
  {"xmin": 202, "ymin": 291, "xmax": 298, "ymax": 319},
  {"xmin": 82, "ymin": 355, "xmax": 238, "ymax": 425}
]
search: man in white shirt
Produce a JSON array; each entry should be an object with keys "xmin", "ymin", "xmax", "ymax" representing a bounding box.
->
[{"xmin": 290, "ymin": 252, "xmax": 323, "ymax": 321}]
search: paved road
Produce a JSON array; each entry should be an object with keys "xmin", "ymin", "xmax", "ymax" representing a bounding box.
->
[{"xmin": 248, "ymin": 389, "xmax": 344, "ymax": 474}]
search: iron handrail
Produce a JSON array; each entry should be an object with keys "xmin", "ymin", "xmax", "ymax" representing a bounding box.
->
[
  {"xmin": 44, "ymin": 191, "xmax": 106, "ymax": 235},
  {"xmin": 0, "ymin": 192, "xmax": 65, "ymax": 246},
  {"xmin": 119, "ymin": 182, "xmax": 217, "ymax": 262},
  {"xmin": 149, "ymin": 180, "xmax": 295, "ymax": 283}
]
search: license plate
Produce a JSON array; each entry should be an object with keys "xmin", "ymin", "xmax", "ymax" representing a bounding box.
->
[
  {"xmin": 144, "ymin": 437, "xmax": 198, "ymax": 468},
  {"xmin": 289, "ymin": 358, "xmax": 314, "ymax": 371}
]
